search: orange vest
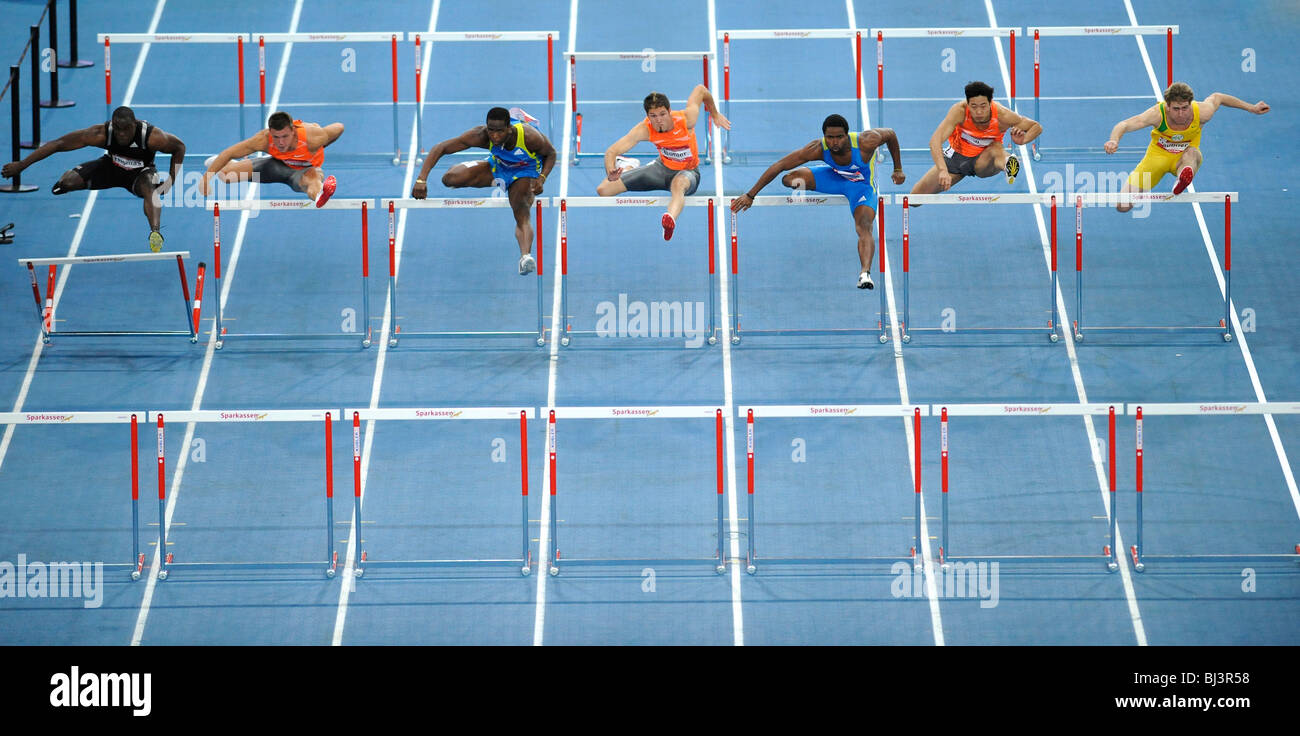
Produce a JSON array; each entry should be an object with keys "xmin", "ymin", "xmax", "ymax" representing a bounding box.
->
[
  {"xmin": 267, "ymin": 120, "xmax": 324, "ymax": 169},
  {"xmin": 645, "ymin": 111, "xmax": 699, "ymax": 170},
  {"xmin": 947, "ymin": 104, "xmax": 1003, "ymax": 158}
]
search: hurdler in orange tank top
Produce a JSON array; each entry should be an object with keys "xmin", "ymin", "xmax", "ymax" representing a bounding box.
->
[
  {"xmin": 645, "ymin": 111, "xmax": 699, "ymax": 170},
  {"xmin": 946, "ymin": 104, "xmax": 1003, "ymax": 158},
  {"xmin": 267, "ymin": 120, "xmax": 325, "ymax": 169}
]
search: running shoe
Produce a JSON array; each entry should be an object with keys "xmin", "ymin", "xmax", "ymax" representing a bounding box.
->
[
  {"xmin": 661, "ymin": 212, "xmax": 675, "ymax": 241},
  {"xmin": 148, "ymin": 230, "xmax": 164, "ymax": 253},
  {"xmin": 1172, "ymin": 166, "xmax": 1194, "ymax": 195},
  {"xmin": 615, "ymin": 156, "xmax": 641, "ymax": 173},
  {"xmin": 510, "ymin": 107, "xmax": 540, "ymax": 126},
  {"xmin": 1005, "ymin": 154, "xmax": 1020, "ymax": 185},
  {"xmin": 857, "ymin": 271, "xmax": 874, "ymax": 290},
  {"xmin": 316, "ymin": 175, "xmax": 337, "ymax": 208},
  {"xmin": 518, "ymin": 252, "xmax": 536, "ymax": 275}
]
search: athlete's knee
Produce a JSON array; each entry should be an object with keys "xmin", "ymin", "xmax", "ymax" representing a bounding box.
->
[
  {"xmin": 51, "ymin": 171, "xmax": 83, "ymax": 195},
  {"xmin": 441, "ymin": 171, "xmax": 459, "ymax": 187},
  {"xmin": 596, "ymin": 179, "xmax": 619, "ymax": 196}
]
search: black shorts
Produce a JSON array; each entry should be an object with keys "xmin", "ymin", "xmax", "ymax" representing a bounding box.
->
[
  {"xmin": 250, "ymin": 156, "xmax": 313, "ymax": 193},
  {"xmin": 620, "ymin": 160, "xmax": 701, "ymax": 195},
  {"xmin": 71, "ymin": 156, "xmax": 157, "ymax": 194},
  {"xmin": 943, "ymin": 147, "xmax": 981, "ymax": 177}
]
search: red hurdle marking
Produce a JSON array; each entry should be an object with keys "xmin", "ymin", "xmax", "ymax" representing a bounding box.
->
[
  {"xmin": 855, "ymin": 31, "xmax": 862, "ymax": 108},
  {"xmin": 156, "ymin": 414, "xmax": 165, "ymax": 500},
  {"xmin": 43, "ymin": 265, "xmax": 56, "ymax": 333},
  {"xmin": 1224, "ymin": 195, "xmax": 1231, "ymax": 272},
  {"xmin": 213, "ymin": 203, "xmax": 222, "ymax": 280},
  {"xmin": 940, "ymin": 407, "xmax": 948, "ymax": 495},
  {"xmin": 1135, "ymin": 406, "xmax": 1143, "ymax": 493},
  {"xmin": 560, "ymin": 199, "xmax": 568, "ymax": 276},
  {"xmin": 1033, "ymin": 30, "xmax": 1039, "ymax": 99},
  {"xmin": 548, "ymin": 410, "xmax": 557, "ymax": 497},
  {"xmin": 236, "ymin": 36, "xmax": 245, "ymax": 106},
  {"xmin": 361, "ymin": 201, "xmax": 369, "ymax": 278},
  {"xmin": 26, "ymin": 262, "xmax": 42, "ymax": 322},
  {"xmin": 176, "ymin": 255, "xmax": 191, "ymax": 308},
  {"xmin": 746, "ymin": 408, "xmax": 754, "ymax": 497},
  {"xmin": 876, "ymin": 31, "xmax": 883, "ymax": 107},
  {"xmin": 547, "ymin": 34, "xmax": 554, "ymax": 115},
  {"xmin": 387, "ymin": 200, "xmax": 396, "ymax": 278},
  {"xmin": 414, "ymin": 34, "xmax": 422, "ymax": 108},
  {"xmin": 191, "ymin": 263, "xmax": 206, "ymax": 335},
  {"xmin": 574, "ymin": 112, "xmax": 583, "ymax": 155},
  {"xmin": 520, "ymin": 411, "xmax": 529, "ymax": 498},
  {"xmin": 352, "ymin": 412, "xmax": 361, "ymax": 498},
  {"xmin": 325, "ymin": 412, "xmax": 334, "ymax": 499},
  {"xmin": 103, "ymin": 37, "xmax": 111, "ymax": 107},
  {"xmin": 1009, "ymin": 30, "xmax": 1016, "ymax": 101},
  {"xmin": 708, "ymin": 200, "xmax": 715, "ymax": 276},
  {"xmin": 258, "ymin": 36, "xmax": 266, "ymax": 105},
  {"xmin": 1075, "ymin": 195, "xmax": 1082, "ymax": 272},
  {"xmin": 723, "ymin": 33, "xmax": 730, "ymax": 102},
  {"xmin": 131, "ymin": 413, "xmax": 139, "ymax": 501},
  {"xmin": 390, "ymin": 35, "xmax": 398, "ymax": 105},
  {"xmin": 1050, "ymin": 195, "xmax": 1057, "ymax": 272},
  {"xmin": 1166, "ymin": 28, "xmax": 1173, "ymax": 89},
  {"xmin": 913, "ymin": 407, "xmax": 921, "ymax": 496},
  {"xmin": 877, "ymin": 197, "xmax": 885, "ymax": 274},
  {"xmin": 715, "ymin": 409, "xmax": 724, "ymax": 497},
  {"xmin": 536, "ymin": 200, "xmax": 544, "ymax": 276},
  {"xmin": 1108, "ymin": 406, "xmax": 1116, "ymax": 494},
  {"xmin": 902, "ymin": 196, "xmax": 909, "ymax": 274},
  {"xmin": 730, "ymin": 207, "xmax": 738, "ymax": 276}
]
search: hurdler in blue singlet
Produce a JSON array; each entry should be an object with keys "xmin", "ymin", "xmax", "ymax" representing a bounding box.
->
[{"xmin": 808, "ymin": 132, "xmax": 878, "ymax": 214}]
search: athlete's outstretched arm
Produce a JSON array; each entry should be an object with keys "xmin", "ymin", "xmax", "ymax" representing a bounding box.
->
[
  {"xmin": 305, "ymin": 122, "xmax": 345, "ymax": 150},
  {"xmin": 147, "ymin": 127, "xmax": 186, "ymax": 196},
  {"xmin": 870, "ymin": 128, "xmax": 905, "ymax": 184},
  {"xmin": 683, "ymin": 83, "xmax": 731, "ymax": 131},
  {"xmin": 201, "ymin": 131, "xmax": 267, "ymax": 194},
  {"xmin": 1, "ymin": 125, "xmax": 105, "ymax": 179},
  {"xmin": 1199, "ymin": 92, "xmax": 1269, "ymax": 123},
  {"xmin": 524, "ymin": 127, "xmax": 558, "ymax": 195},
  {"xmin": 995, "ymin": 105, "xmax": 1042, "ymax": 145},
  {"xmin": 729, "ymin": 141, "xmax": 822, "ymax": 212},
  {"xmin": 1103, "ymin": 105, "xmax": 1162, "ymax": 154},
  {"xmin": 412, "ymin": 127, "xmax": 488, "ymax": 198}
]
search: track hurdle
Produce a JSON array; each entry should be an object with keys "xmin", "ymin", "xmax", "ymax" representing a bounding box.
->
[
  {"xmin": 938, "ymin": 403, "xmax": 1121, "ymax": 572},
  {"xmin": 545, "ymin": 407, "xmax": 726, "ymax": 576},
  {"xmin": 565, "ymin": 50, "xmax": 714, "ymax": 166},
  {"xmin": 899, "ymin": 193, "xmax": 1059, "ymax": 342},
  {"xmin": 715, "ymin": 29, "xmax": 861, "ymax": 164},
  {"xmin": 409, "ymin": 31, "xmax": 558, "ymax": 163},
  {"xmin": 206, "ymin": 198, "xmax": 374, "ymax": 349},
  {"xmin": 740, "ymin": 405, "xmax": 928, "ymax": 574},
  {"xmin": 1129, "ymin": 403, "xmax": 1300, "ymax": 571},
  {"xmin": 251, "ymin": 32, "xmax": 405, "ymax": 164},
  {"xmin": 1071, "ymin": 192, "xmax": 1234, "ymax": 342},
  {"xmin": 380, "ymin": 198, "xmax": 546, "ymax": 346},
  {"xmin": 0, "ymin": 410, "xmax": 148, "ymax": 580},
  {"xmin": 1027, "ymin": 25, "xmax": 1177, "ymax": 160},
  {"xmin": 16, "ymin": 251, "xmax": 204, "ymax": 343},
  {"xmin": 149, "ymin": 409, "xmax": 340, "ymax": 580},
  {"xmin": 557, "ymin": 196, "xmax": 717, "ymax": 347},
  {"xmin": 729, "ymin": 195, "xmax": 889, "ymax": 344},
  {"xmin": 346, "ymin": 407, "xmax": 533, "ymax": 577},
  {"xmin": 98, "ymin": 33, "xmax": 249, "ymax": 139}
]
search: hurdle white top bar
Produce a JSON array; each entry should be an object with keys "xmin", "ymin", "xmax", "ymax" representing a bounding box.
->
[
  {"xmin": 1131, "ymin": 402, "xmax": 1300, "ymax": 416},
  {"xmin": 552, "ymin": 406, "xmax": 721, "ymax": 419},
  {"xmin": 717, "ymin": 29, "xmax": 859, "ymax": 40},
  {"xmin": 18, "ymin": 251, "xmax": 191, "ymax": 267},
  {"xmin": 408, "ymin": 31, "xmax": 558, "ymax": 41},
  {"xmin": 560, "ymin": 196, "xmax": 716, "ymax": 208},
  {"xmin": 939, "ymin": 403, "xmax": 1117, "ymax": 416},
  {"xmin": 206, "ymin": 198, "xmax": 373, "ymax": 210},
  {"xmin": 1030, "ymin": 25, "xmax": 1179, "ymax": 36},
  {"xmin": 747, "ymin": 194, "xmax": 879, "ymax": 207},
  {"xmin": 872, "ymin": 27, "xmax": 1020, "ymax": 38},
  {"xmin": 0, "ymin": 411, "xmax": 142, "ymax": 424},
  {"xmin": 565, "ymin": 51, "xmax": 713, "ymax": 60},
  {"xmin": 902, "ymin": 193, "xmax": 1052, "ymax": 205},
  {"xmin": 96, "ymin": 33, "xmax": 250, "ymax": 43},
  {"xmin": 346, "ymin": 407, "xmax": 535, "ymax": 420},
  {"xmin": 383, "ymin": 198, "xmax": 549, "ymax": 210},
  {"xmin": 1072, "ymin": 192, "xmax": 1237, "ymax": 205},
  {"xmin": 152, "ymin": 409, "xmax": 339, "ymax": 423},
  {"xmin": 742, "ymin": 405, "xmax": 929, "ymax": 418},
  {"xmin": 253, "ymin": 32, "xmax": 405, "ymax": 43}
]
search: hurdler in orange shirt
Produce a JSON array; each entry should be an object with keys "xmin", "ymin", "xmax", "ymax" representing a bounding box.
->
[
  {"xmin": 910, "ymin": 81, "xmax": 1040, "ymax": 198},
  {"xmin": 598, "ymin": 85, "xmax": 731, "ymax": 241},
  {"xmin": 201, "ymin": 111, "xmax": 343, "ymax": 207}
]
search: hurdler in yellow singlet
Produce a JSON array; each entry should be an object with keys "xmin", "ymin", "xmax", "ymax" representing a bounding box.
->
[{"xmin": 1127, "ymin": 99, "xmax": 1203, "ymax": 189}]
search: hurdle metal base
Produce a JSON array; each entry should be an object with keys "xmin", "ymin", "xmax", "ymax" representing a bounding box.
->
[
  {"xmin": 214, "ymin": 332, "xmax": 371, "ymax": 350},
  {"xmin": 356, "ymin": 553, "xmax": 533, "ymax": 578},
  {"xmin": 747, "ymin": 554, "xmax": 918, "ymax": 575},
  {"xmin": 546, "ymin": 556, "xmax": 727, "ymax": 576},
  {"xmin": 1130, "ymin": 546, "xmax": 1300, "ymax": 573},
  {"xmin": 942, "ymin": 551, "xmax": 1121, "ymax": 572},
  {"xmin": 0, "ymin": 184, "xmax": 38, "ymax": 193},
  {"xmin": 156, "ymin": 557, "xmax": 339, "ymax": 581},
  {"xmin": 730, "ymin": 327, "xmax": 891, "ymax": 345},
  {"xmin": 1072, "ymin": 324, "xmax": 1231, "ymax": 343},
  {"xmin": 388, "ymin": 329, "xmax": 546, "ymax": 348},
  {"xmin": 900, "ymin": 325, "xmax": 1060, "ymax": 344},
  {"xmin": 557, "ymin": 329, "xmax": 716, "ymax": 348}
]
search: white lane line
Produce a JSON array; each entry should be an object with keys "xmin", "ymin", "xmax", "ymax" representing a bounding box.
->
[
  {"xmin": 531, "ymin": 0, "xmax": 578, "ymax": 647},
  {"xmin": 985, "ymin": 0, "xmax": 1147, "ymax": 645},
  {"xmin": 130, "ymin": 0, "xmax": 305, "ymax": 646},
  {"xmin": 331, "ymin": 0, "xmax": 442, "ymax": 646},
  {"xmin": 1122, "ymin": 0, "xmax": 1300, "ymax": 523}
]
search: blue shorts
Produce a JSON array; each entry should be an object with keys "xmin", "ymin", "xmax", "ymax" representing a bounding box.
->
[
  {"xmin": 809, "ymin": 164, "xmax": 878, "ymax": 215},
  {"xmin": 487, "ymin": 158, "xmax": 541, "ymax": 190}
]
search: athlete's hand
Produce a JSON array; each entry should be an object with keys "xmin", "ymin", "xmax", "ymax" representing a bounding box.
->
[
  {"xmin": 605, "ymin": 168, "xmax": 623, "ymax": 182},
  {"xmin": 937, "ymin": 171, "xmax": 953, "ymax": 191},
  {"xmin": 711, "ymin": 111, "xmax": 732, "ymax": 131},
  {"xmin": 1, "ymin": 161, "xmax": 24, "ymax": 179},
  {"xmin": 155, "ymin": 175, "xmax": 173, "ymax": 198},
  {"xmin": 1103, "ymin": 140, "xmax": 1119, "ymax": 155},
  {"xmin": 411, "ymin": 180, "xmax": 428, "ymax": 199},
  {"xmin": 730, "ymin": 193, "xmax": 753, "ymax": 213},
  {"xmin": 1009, "ymin": 127, "xmax": 1029, "ymax": 146},
  {"xmin": 1252, "ymin": 101, "xmax": 1270, "ymax": 115},
  {"xmin": 891, "ymin": 170, "xmax": 906, "ymax": 185},
  {"xmin": 199, "ymin": 172, "xmax": 212, "ymax": 196},
  {"xmin": 531, "ymin": 177, "xmax": 545, "ymax": 195}
]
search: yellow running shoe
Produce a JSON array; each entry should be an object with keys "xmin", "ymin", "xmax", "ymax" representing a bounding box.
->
[{"xmin": 148, "ymin": 230, "xmax": 164, "ymax": 253}]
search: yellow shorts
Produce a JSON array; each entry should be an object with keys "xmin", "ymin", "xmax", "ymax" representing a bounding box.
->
[{"xmin": 1127, "ymin": 145, "xmax": 1198, "ymax": 189}]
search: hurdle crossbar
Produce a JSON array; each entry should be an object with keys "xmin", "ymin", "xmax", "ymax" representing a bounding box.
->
[
  {"xmin": 1071, "ymin": 193, "xmax": 1235, "ymax": 342},
  {"xmin": 0, "ymin": 410, "xmax": 148, "ymax": 580},
  {"xmin": 874, "ymin": 27, "xmax": 1020, "ymax": 135},
  {"xmin": 380, "ymin": 198, "xmax": 547, "ymax": 346},
  {"xmin": 898, "ymin": 194, "xmax": 1060, "ymax": 342},
  {"xmin": 252, "ymin": 32, "xmax": 405, "ymax": 164},
  {"xmin": 565, "ymin": 51, "xmax": 714, "ymax": 165},
  {"xmin": 206, "ymin": 199, "xmax": 374, "ymax": 349},
  {"xmin": 18, "ymin": 251, "xmax": 202, "ymax": 343},
  {"xmin": 346, "ymin": 407, "xmax": 534, "ymax": 576},
  {"xmin": 409, "ymin": 31, "xmax": 559, "ymax": 160},
  {"xmin": 149, "ymin": 409, "xmax": 340, "ymax": 580},
  {"xmin": 99, "ymin": 33, "xmax": 250, "ymax": 138},
  {"xmin": 741, "ymin": 405, "xmax": 928, "ymax": 573},
  {"xmin": 729, "ymin": 195, "xmax": 890, "ymax": 343},
  {"xmin": 716, "ymin": 29, "xmax": 861, "ymax": 163},
  {"xmin": 938, "ymin": 403, "xmax": 1121, "ymax": 571},
  {"xmin": 1129, "ymin": 403, "xmax": 1300, "ymax": 571},
  {"xmin": 1028, "ymin": 25, "xmax": 1177, "ymax": 159},
  {"xmin": 556, "ymin": 197, "xmax": 717, "ymax": 347},
  {"xmin": 545, "ymin": 407, "xmax": 726, "ymax": 575}
]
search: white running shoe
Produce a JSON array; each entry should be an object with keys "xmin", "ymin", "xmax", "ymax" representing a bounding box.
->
[
  {"xmin": 510, "ymin": 107, "xmax": 540, "ymax": 126},
  {"xmin": 615, "ymin": 156, "xmax": 641, "ymax": 172},
  {"xmin": 518, "ymin": 252, "xmax": 536, "ymax": 275},
  {"xmin": 857, "ymin": 271, "xmax": 874, "ymax": 290}
]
